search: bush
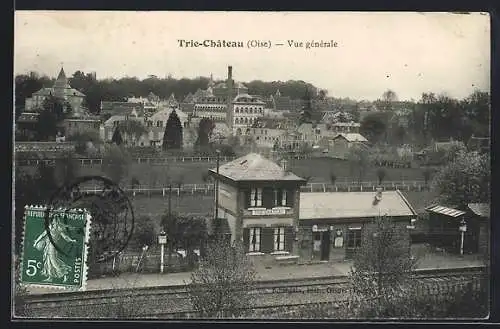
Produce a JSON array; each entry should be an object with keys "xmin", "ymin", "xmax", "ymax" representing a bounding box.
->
[{"xmin": 187, "ymin": 239, "xmax": 256, "ymax": 318}]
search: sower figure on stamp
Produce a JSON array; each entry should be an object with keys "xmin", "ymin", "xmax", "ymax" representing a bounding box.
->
[{"xmin": 33, "ymin": 215, "xmax": 76, "ymax": 283}]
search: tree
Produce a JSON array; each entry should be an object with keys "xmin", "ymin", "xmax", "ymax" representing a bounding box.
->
[
  {"xmin": 161, "ymin": 211, "xmax": 179, "ymax": 268},
  {"xmin": 422, "ymin": 167, "xmax": 434, "ymax": 188},
  {"xmin": 360, "ymin": 112, "xmax": 388, "ymax": 144},
  {"xmin": 187, "ymin": 239, "xmax": 256, "ymax": 318},
  {"xmin": 431, "ymin": 150, "xmax": 490, "ymax": 207},
  {"xmin": 35, "ymin": 95, "xmax": 71, "ymax": 141},
  {"xmin": 317, "ymin": 89, "xmax": 328, "ymax": 100},
  {"xmin": 330, "ymin": 171, "xmax": 337, "ymax": 186},
  {"xmin": 15, "ymin": 72, "xmax": 53, "ymax": 119},
  {"xmin": 131, "ymin": 215, "xmax": 156, "ymax": 249},
  {"xmin": 195, "ymin": 118, "xmax": 215, "ymax": 149},
  {"xmin": 348, "ymin": 215, "xmax": 418, "ymax": 318},
  {"xmin": 218, "ymin": 144, "xmax": 236, "ymax": 157},
  {"xmin": 163, "ymin": 110, "xmax": 183, "ymax": 150},
  {"xmin": 299, "ymin": 87, "xmax": 314, "ymax": 124},
  {"xmin": 111, "ymin": 126, "xmax": 123, "ymax": 145},
  {"xmin": 382, "ymin": 90, "xmax": 398, "ymax": 103},
  {"xmin": 101, "ymin": 144, "xmax": 131, "ymax": 185},
  {"xmin": 119, "ymin": 119, "xmax": 147, "ymax": 146},
  {"xmin": 348, "ymin": 145, "xmax": 370, "ymax": 185},
  {"xmin": 443, "ymin": 143, "xmax": 468, "ymax": 163},
  {"xmin": 130, "ymin": 176, "xmax": 140, "ymax": 189},
  {"xmin": 53, "ymin": 152, "xmax": 79, "ymax": 188},
  {"xmin": 376, "ymin": 168, "xmax": 387, "ymax": 185},
  {"xmin": 175, "ymin": 215, "xmax": 209, "ymax": 267},
  {"xmin": 14, "ymin": 162, "xmax": 61, "ymax": 253},
  {"xmin": 67, "ymin": 131, "xmax": 102, "ymax": 155}
]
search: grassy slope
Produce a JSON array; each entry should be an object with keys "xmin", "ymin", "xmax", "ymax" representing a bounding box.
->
[{"xmin": 28, "ymin": 157, "xmax": 427, "ymax": 186}]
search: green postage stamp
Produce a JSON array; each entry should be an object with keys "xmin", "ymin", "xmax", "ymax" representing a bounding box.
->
[{"xmin": 20, "ymin": 206, "xmax": 92, "ymax": 291}]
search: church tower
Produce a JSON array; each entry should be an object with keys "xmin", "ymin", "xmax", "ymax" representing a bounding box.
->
[{"xmin": 53, "ymin": 66, "xmax": 70, "ymax": 99}]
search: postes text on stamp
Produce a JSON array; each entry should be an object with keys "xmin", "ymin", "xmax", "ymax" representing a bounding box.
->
[{"xmin": 20, "ymin": 206, "xmax": 91, "ymax": 290}]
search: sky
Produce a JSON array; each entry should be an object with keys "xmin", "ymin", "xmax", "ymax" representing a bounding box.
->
[{"xmin": 14, "ymin": 11, "xmax": 490, "ymax": 101}]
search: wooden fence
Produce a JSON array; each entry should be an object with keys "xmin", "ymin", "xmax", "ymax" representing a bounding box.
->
[
  {"xmin": 15, "ymin": 154, "xmax": 320, "ymax": 166},
  {"xmin": 75, "ymin": 180, "xmax": 429, "ymax": 197}
]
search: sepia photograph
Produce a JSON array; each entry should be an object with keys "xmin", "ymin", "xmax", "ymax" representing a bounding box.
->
[{"xmin": 12, "ymin": 11, "xmax": 491, "ymax": 320}]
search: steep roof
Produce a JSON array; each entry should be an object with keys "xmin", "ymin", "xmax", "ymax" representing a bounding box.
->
[
  {"xmin": 300, "ymin": 190, "xmax": 417, "ymax": 220},
  {"xmin": 53, "ymin": 67, "xmax": 70, "ymax": 89},
  {"xmin": 209, "ymin": 152, "xmax": 306, "ymax": 182}
]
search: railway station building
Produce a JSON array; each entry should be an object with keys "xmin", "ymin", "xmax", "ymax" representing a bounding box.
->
[{"xmin": 209, "ymin": 152, "xmax": 418, "ymax": 264}]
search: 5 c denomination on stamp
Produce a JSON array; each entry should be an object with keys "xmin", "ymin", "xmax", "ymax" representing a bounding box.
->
[{"xmin": 20, "ymin": 206, "xmax": 91, "ymax": 290}]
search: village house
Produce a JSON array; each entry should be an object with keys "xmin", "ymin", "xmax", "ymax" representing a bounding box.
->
[
  {"xmin": 100, "ymin": 107, "xmax": 191, "ymax": 147},
  {"xmin": 100, "ymin": 101, "xmax": 144, "ymax": 120},
  {"xmin": 296, "ymin": 123, "xmax": 338, "ymax": 148},
  {"xmin": 298, "ymin": 189, "xmax": 417, "ymax": 260},
  {"xmin": 246, "ymin": 127, "xmax": 287, "ymax": 149},
  {"xmin": 15, "ymin": 112, "xmax": 40, "ymax": 140},
  {"xmin": 329, "ymin": 132, "xmax": 369, "ymax": 158},
  {"xmin": 62, "ymin": 117, "xmax": 101, "ymax": 137},
  {"xmin": 208, "ymin": 153, "xmax": 307, "ymax": 264},
  {"xmin": 330, "ymin": 122, "xmax": 361, "ymax": 134}
]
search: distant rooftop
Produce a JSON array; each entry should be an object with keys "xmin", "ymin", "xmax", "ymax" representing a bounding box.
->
[
  {"xmin": 209, "ymin": 152, "xmax": 306, "ymax": 182},
  {"xmin": 333, "ymin": 133, "xmax": 368, "ymax": 143},
  {"xmin": 300, "ymin": 190, "xmax": 417, "ymax": 220}
]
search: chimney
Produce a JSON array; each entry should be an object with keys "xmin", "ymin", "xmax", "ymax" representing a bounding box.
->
[
  {"xmin": 226, "ymin": 66, "xmax": 234, "ymax": 131},
  {"xmin": 373, "ymin": 187, "xmax": 383, "ymax": 205}
]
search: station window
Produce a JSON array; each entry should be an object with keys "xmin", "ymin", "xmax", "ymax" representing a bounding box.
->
[
  {"xmin": 347, "ymin": 228, "xmax": 362, "ymax": 249},
  {"xmin": 250, "ymin": 188, "xmax": 263, "ymax": 207},
  {"xmin": 249, "ymin": 227, "xmax": 261, "ymax": 252},
  {"xmin": 273, "ymin": 227, "xmax": 285, "ymax": 251}
]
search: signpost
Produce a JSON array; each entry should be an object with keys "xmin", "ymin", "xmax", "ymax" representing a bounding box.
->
[
  {"xmin": 459, "ymin": 219, "xmax": 467, "ymax": 256},
  {"xmin": 158, "ymin": 231, "xmax": 167, "ymax": 273}
]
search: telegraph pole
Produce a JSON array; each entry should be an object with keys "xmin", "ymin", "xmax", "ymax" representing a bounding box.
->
[
  {"xmin": 215, "ymin": 149, "xmax": 221, "ymax": 221},
  {"xmin": 168, "ymin": 183, "xmax": 172, "ymax": 219}
]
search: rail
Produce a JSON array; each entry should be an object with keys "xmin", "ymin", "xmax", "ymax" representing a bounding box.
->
[{"xmin": 21, "ymin": 266, "xmax": 487, "ymax": 318}]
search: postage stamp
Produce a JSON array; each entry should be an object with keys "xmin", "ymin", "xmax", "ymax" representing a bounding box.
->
[{"xmin": 20, "ymin": 206, "xmax": 91, "ymax": 291}]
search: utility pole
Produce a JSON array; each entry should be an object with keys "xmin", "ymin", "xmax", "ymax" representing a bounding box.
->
[
  {"xmin": 168, "ymin": 183, "xmax": 172, "ymax": 219},
  {"xmin": 215, "ymin": 149, "xmax": 221, "ymax": 221}
]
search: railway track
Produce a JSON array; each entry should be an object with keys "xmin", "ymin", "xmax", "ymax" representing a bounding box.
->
[{"xmin": 21, "ymin": 266, "xmax": 487, "ymax": 318}]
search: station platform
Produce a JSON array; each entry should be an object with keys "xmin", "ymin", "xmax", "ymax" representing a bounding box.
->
[{"xmin": 25, "ymin": 243, "xmax": 486, "ymax": 295}]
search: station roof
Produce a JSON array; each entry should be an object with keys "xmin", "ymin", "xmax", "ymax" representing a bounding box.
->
[
  {"xmin": 425, "ymin": 205, "xmax": 466, "ymax": 218},
  {"xmin": 300, "ymin": 190, "xmax": 417, "ymax": 220},
  {"xmin": 209, "ymin": 152, "xmax": 306, "ymax": 182}
]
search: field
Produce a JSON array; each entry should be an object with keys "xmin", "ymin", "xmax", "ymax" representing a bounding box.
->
[
  {"xmin": 128, "ymin": 188, "xmax": 437, "ymax": 225},
  {"xmin": 22, "ymin": 157, "xmax": 428, "ymax": 186}
]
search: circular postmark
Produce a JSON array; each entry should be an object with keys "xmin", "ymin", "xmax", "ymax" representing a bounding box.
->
[{"xmin": 44, "ymin": 175, "xmax": 135, "ymax": 262}]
